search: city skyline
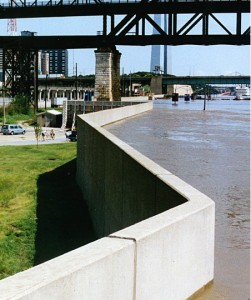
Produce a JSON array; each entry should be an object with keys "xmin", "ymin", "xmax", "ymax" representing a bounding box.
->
[{"xmin": 0, "ymin": 14, "xmax": 250, "ymax": 77}]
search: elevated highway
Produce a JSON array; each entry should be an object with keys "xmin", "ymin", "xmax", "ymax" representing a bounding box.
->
[
  {"xmin": 162, "ymin": 75, "xmax": 250, "ymax": 85},
  {"xmin": 38, "ymin": 75, "xmax": 250, "ymax": 87}
]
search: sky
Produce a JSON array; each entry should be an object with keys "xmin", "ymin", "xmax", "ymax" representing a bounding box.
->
[{"xmin": 0, "ymin": 12, "xmax": 250, "ymax": 77}]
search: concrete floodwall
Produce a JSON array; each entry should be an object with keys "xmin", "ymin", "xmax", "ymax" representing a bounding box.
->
[
  {"xmin": 76, "ymin": 101, "xmax": 215, "ymax": 298},
  {"xmin": 76, "ymin": 102, "xmax": 187, "ymax": 237},
  {"xmin": 0, "ymin": 102, "xmax": 214, "ymax": 300}
]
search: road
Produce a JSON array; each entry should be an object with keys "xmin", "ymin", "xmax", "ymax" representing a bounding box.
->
[{"xmin": 0, "ymin": 126, "xmax": 69, "ymax": 146}]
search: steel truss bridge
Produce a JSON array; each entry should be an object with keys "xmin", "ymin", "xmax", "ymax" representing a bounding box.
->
[
  {"xmin": 0, "ymin": 0, "xmax": 250, "ymax": 105},
  {"xmin": 0, "ymin": 0, "xmax": 250, "ymax": 48}
]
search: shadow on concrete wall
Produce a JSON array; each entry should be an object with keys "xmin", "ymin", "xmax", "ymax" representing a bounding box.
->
[{"xmin": 34, "ymin": 159, "xmax": 97, "ymax": 265}]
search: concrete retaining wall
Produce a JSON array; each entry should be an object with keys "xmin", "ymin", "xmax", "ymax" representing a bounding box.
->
[{"xmin": 0, "ymin": 102, "xmax": 215, "ymax": 300}]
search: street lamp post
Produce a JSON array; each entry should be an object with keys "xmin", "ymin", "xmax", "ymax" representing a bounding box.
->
[
  {"xmin": 129, "ymin": 72, "xmax": 132, "ymax": 96},
  {"xmin": 203, "ymin": 85, "xmax": 207, "ymax": 111},
  {"xmin": 45, "ymin": 73, "xmax": 48, "ymax": 110}
]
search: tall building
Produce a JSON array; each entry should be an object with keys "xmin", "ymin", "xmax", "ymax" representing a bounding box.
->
[
  {"xmin": 39, "ymin": 49, "xmax": 68, "ymax": 76},
  {"xmin": 38, "ymin": 52, "xmax": 50, "ymax": 75},
  {"xmin": 0, "ymin": 49, "xmax": 3, "ymax": 82},
  {"xmin": 150, "ymin": 14, "xmax": 172, "ymax": 75},
  {"xmin": 150, "ymin": 14, "xmax": 161, "ymax": 73}
]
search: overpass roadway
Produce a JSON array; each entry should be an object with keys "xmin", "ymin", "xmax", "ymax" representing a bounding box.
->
[
  {"xmin": 162, "ymin": 75, "xmax": 251, "ymax": 85},
  {"xmin": 38, "ymin": 75, "xmax": 250, "ymax": 88}
]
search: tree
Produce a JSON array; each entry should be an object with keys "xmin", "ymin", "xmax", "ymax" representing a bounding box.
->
[
  {"xmin": 10, "ymin": 95, "xmax": 31, "ymax": 115},
  {"xmin": 34, "ymin": 123, "xmax": 42, "ymax": 148}
]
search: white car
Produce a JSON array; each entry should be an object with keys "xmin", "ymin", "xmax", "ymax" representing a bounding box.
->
[{"xmin": 1, "ymin": 124, "xmax": 26, "ymax": 135}]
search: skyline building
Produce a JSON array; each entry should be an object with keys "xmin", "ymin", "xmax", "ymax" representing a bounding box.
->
[
  {"xmin": 150, "ymin": 14, "xmax": 161, "ymax": 73},
  {"xmin": 150, "ymin": 14, "xmax": 172, "ymax": 75},
  {"xmin": 39, "ymin": 49, "xmax": 68, "ymax": 77},
  {"xmin": 0, "ymin": 49, "xmax": 3, "ymax": 82},
  {"xmin": 38, "ymin": 51, "xmax": 50, "ymax": 75}
]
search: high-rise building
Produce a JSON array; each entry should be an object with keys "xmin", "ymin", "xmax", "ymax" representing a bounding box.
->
[
  {"xmin": 38, "ymin": 51, "xmax": 50, "ymax": 75},
  {"xmin": 150, "ymin": 14, "xmax": 172, "ymax": 75},
  {"xmin": 39, "ymin": 49, "xmax": 68, "ymax": 77},
  {"xmin": 0, "ymin": 49, "xmax": 3, "ymax": 82},
  {"xmin": 150, "ymin": 15, "xmax": 161, "ymax": 73}
]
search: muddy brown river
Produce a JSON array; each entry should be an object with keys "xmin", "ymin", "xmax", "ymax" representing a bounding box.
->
[{"xmin": 105, "ymin": 99, "xmax": 250, "ymax": 300}]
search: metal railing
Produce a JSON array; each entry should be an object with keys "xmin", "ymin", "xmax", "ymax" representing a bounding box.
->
[{"xmin": 0, "ymin": 0, "xmax": 248, "ymax": 8}]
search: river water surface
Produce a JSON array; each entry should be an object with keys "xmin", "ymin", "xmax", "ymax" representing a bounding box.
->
[{"xmin": 105, "ymin": 99, "xmax": 250, "ymax": 300}]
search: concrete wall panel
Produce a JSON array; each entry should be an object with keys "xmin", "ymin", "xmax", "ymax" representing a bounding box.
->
[
  {"xmin": 110, "ymin": 193, "xmax": 214, "ymax": 299},
  {"xmin": 0, "ymin": 238, "xmax": 135, "ymax": 300},
  {"xmin": 104, "ymin": 140, "xmax": 124, "ymax": 235}
]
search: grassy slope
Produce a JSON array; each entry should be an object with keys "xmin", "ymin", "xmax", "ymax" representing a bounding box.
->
[{"xmin": 0, "ymin": 143, "xmax": 96, "ymax": 279}]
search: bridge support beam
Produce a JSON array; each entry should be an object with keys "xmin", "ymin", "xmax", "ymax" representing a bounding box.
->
[
  {"xmin": 3, "ymin": 47, "xmax": 38, "ymax": 110},
  {"xmin": 94, "ymin": 47, "xmax": 121, "ymax": 101}
]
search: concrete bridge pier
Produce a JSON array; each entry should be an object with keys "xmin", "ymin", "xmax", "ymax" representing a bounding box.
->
[{"xmin": 94, "ymin": 47, "xmax": 121, "ymax": 101}]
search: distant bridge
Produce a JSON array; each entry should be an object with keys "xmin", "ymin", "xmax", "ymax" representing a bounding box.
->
[
  {"xmin": 162, "ymin": 75, "xmax": 251, "ymax": 85},
  {"xmin": 38, "ymin": 75, "xmax": 250, "ymax": 88}
]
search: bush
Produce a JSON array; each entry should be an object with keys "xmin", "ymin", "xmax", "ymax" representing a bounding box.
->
[{"xmin": 10, "ymin": 95, "xmax": 31, "ymax": 115}]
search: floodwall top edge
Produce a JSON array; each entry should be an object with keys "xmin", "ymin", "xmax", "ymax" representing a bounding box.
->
[
  {"xmin": 157, "ymin": 173, "xmax": 214, "ymax": 206},
  {"xmin": 78, "ymin": 101, "xmax": 153, "ymax": 127},
  {"xmin": 0, "ymin": 237, "xmax": 134, "ymax": 299},
  {"xmin": 109, "ymin": 197, "xmax": 215, "ymax": 242}
]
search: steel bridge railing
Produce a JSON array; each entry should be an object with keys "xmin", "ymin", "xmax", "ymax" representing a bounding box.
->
[{"xmin": 0, "ymin": 0, "xmax": 249, "ymax": 8}]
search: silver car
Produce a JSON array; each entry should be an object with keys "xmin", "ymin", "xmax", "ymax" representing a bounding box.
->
[{"xmin": 1, "ymin": 124, "xmax": 26, "ymax": 135}]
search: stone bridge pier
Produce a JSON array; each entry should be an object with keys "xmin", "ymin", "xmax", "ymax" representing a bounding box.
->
[{"xmin": 94, "ymin": 47, "xmax": 121, "ymax": 101}]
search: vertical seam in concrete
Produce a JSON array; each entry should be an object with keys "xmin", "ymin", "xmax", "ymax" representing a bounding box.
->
[
  {"xmin": 109, "ymin": 236, "xmax": 137, "ymax": 300},
  {"xmin": 104, "ymin": 135, "xmax": 106, "ymax": 236},
  {"xmin": 122, "ymin": 152, "xmax": 125, "ymax": 232},
  {"xmin": 154, "ymin": 174, "xmax": 157, "ymax": 215}
]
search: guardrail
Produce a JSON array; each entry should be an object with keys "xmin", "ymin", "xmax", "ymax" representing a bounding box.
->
[{"xmin": 0, "ymin": 0, "xmax": 248, "ymax": 8}]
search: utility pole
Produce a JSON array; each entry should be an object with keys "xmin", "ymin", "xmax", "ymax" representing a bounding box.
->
[
  {"xmin": 75, "ymin": 63, "xmax": 78, "ymax": 100},
  {"xmin": 203, "ymin": 85, "xmax": 207, "ymax": 110},
  {"xmin": 45, "ymin": 73, "xmax": 48, "ymax": 110},
  {"xmin": 3, "ymin": 85, "xmax": 6, "ymax": 125}
]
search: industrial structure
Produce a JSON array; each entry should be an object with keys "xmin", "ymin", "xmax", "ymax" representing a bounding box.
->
[{"xmin": 2, "ymin": 30, "xmax": 38, "ymax": 106}]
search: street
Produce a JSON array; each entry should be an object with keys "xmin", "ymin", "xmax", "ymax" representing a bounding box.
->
[{"xmin": 0, "ymin": 125, "xmax": 69, "ymax": 146}]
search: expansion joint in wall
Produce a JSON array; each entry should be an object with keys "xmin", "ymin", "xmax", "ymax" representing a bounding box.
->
[{"xmin": 109, "ymin": 235, "xmax": 137, "ymax": 300}]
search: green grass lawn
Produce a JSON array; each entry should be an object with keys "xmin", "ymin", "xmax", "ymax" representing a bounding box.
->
[{"xmin": 0, "ymin": 143, "xmax": 96, "ymax": 280}]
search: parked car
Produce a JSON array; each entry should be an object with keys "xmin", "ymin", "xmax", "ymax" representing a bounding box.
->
[
  {"xmin": 65, "ymin": 130, "xmax": 77, "ymax": 142},
  {"xmin": 1, "ymin": 124, "xmax": 26, "ymax": 135}
]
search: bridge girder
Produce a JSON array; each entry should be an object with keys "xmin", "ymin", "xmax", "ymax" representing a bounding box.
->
[
  {"xmin": 37, "ymin": 75, "xmax": 250, "ymax": 87},
  {"xmin": 0, "ymin": 1, "xmax": 249, "ymax": 18},
  {"xmin": 0, "ymin": 33, "xmax": 249, "ymax": 49},
  {"xmin": 0, "ymin": 1, "xmax": 250, "ymax": 47}
]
